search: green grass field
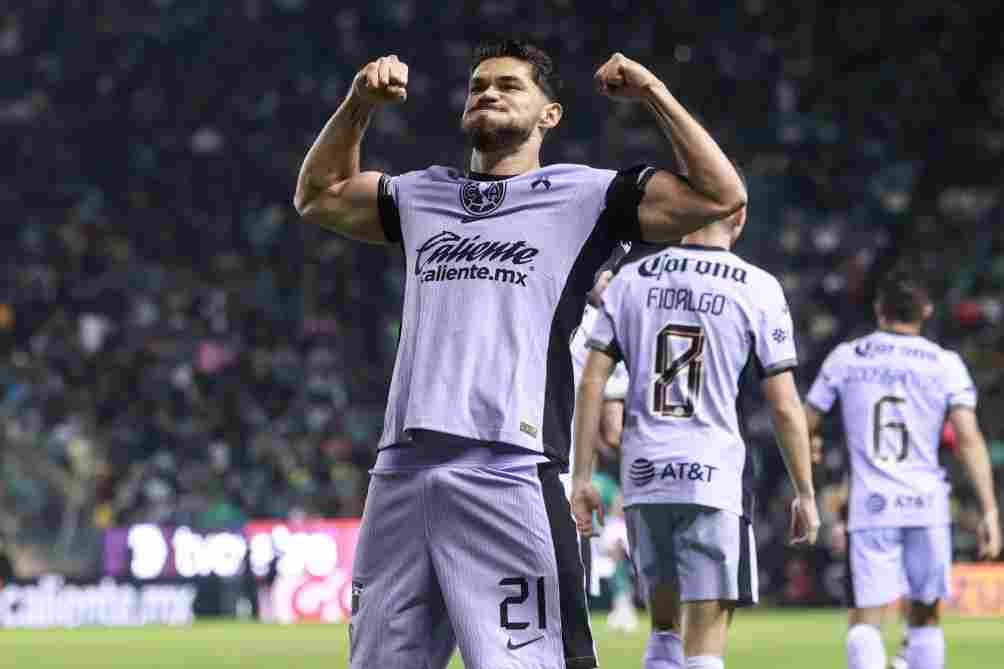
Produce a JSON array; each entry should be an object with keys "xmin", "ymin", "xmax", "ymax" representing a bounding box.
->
[{"xmin": 1, "ymin": 610, "xmax": 999, "ymax": 668}]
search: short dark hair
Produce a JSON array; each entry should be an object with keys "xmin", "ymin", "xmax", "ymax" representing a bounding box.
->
[
  {"xmin": 471, "ymin": 39, "xmax": 562, "ymax": 102},
  {"xmin": 876, "ymin": 267, "xmax": 931, "ymax": 323}
]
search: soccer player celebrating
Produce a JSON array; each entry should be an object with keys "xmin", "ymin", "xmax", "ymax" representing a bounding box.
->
[
  {"xmin": 804, "ymin": 270, "xmax": 1001, "ymax": 669},
  {"xmin": 571, "ymin": 209, "xmax": 819, "ymax": 669},
  {"xmin": 294, "ymin": 39, "xmax": 745, "ymax": 669}
]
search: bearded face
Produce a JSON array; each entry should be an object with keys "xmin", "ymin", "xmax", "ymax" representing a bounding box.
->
[{"xmin": 461, "ymin": 57, "xmax": 552, "ymax": 153}]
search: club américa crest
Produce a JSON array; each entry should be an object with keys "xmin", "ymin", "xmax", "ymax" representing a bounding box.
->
[{"xmin": 460, "ymin": 180, "xmax": 507, "ymax": 216}]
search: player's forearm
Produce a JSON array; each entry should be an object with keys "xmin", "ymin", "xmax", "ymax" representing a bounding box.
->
[
  {"xmin": 294, "ymin": 94, "xmax": 375, "ymax": 212},
  {"xmin": 572, "ymin": 377, "xmax": 606, "ymax": 484},
  {"xmin": 772, "ymin": 405, "xmax": 816, "ymax": 497},
  {"xmin": 640, "ymin": 82, "xmax": 746, "ymax": 213},
  {"xmin": 957, "ymin": 433, "xmax": 1000, "ymax": 517}
]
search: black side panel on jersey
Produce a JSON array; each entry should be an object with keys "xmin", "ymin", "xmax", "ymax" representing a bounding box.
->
[
  {"xmin": 541, "ymin": 221, "xmax": 617, "ymax": 465},
  {"xmin": 736, "ymin": 344, "xmax": 759, "ymax": 519},
  {"xmin": 541, "ymin": 166, "xmax": 651, "ymax": 465},
  {"xmin": 844, "ymin": 532, "xmax": 857, "ymax": 607},
  {"xmin": 377, "ymin": 174, "xmax": 402, "ymax": 244},
  {"xmin": 602, "ymin": 165, "xmax": 656, "ymax": 242},
  {"xmin": 537, "ymin": 462, "xmax": 597, "ymax": 669}
]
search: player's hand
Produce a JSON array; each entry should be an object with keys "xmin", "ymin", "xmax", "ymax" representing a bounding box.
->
[
  {"xmin": 352, "ymin": 55, "xmax": 409, "ymax": 105},
  {"xmin": 594, "ymin": 53, "xmax": 663, "ymax": 99},
  {"xmin": 571, "ymin": 480, "xmax": 604, "ymax": 538},
  {"xmin": 829, "ymin": 521, "xmax": 848, "ymax": 556},
  {"xmin": 977, "ymin": 509, "xmax": 1001, "ymax": 559},
  {"xmin": 789, "ymin": 494, "xmax": 821, "ymax": 546},
  {"xmin": 810, "ymin": 434, "xmax": 824, "ymax": 465}
]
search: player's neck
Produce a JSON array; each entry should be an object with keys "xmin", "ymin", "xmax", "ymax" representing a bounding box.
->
[
  {"xmin": 879, "ymin": 322, "xmax": 922, "ymax": 336},
  {"xmin": 680, "ymin": 231, "xmax": 731, "ymax": 250},
  {"xmin": 469, "ymin": 146, "xmax": 541, "ymax": 177}
]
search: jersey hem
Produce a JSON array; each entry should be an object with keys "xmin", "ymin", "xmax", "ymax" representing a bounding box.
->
[
  {"xmin": 622, "ymin": 496, "xmax": 742, "ymax": 518},
  {"xmin": 847, "ymin": 520, "xmax": 952, "ymax": 532},
  {"xmin": 378, "ymin": 422, "xmax": 544, "ymax": 453}
]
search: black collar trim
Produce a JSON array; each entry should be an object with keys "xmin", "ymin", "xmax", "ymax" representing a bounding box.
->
[{"xmin": 467, "ymin": 171, "xmax": 519, "ymax": 181}]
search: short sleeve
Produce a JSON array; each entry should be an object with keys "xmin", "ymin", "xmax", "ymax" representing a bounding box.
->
[
  {"xmin": 377, "ymin": 174, "xmax": 402, "ymax": 243},
  {"xmin": 603, "ymin": 362, "xmax": 629, "ymax": 400},
  {"xmin": 806, "ymin": 347, "xmax": 844, "ymax": 413},
  {"xmin": 944, "ymin": 352, "xmax": 977, "ymax": 410},
  {"xmin": 586, "ymin": 304, "xmax": 622, "ymax": 361},
  {"xmin": 753, "ymin": 276, "xmax": 798, "ymax": 378},
  {"xmin": 586, "ymin": 278, "xmax": 624, "ymax": 361}
]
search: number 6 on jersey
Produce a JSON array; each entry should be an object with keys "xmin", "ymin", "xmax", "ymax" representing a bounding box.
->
[{"xmin": 652, "ymin": 323, "xmax": 706, "ymax": 418}]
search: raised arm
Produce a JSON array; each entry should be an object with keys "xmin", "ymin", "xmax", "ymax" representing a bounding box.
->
[
  {"xmin": 594, "ymin": 53, "xmax": 747, "ymax": 242},
  {"xmin": 293, "ymin": 55, "xmax": 408, "ymax": 244},
  {"xmin": 948, "ymin": 406, "xmax": 1001, "ymax": 559},
  {"xmin": 761, "ymin": 370, "xmax": 820, "ymax": 545}
]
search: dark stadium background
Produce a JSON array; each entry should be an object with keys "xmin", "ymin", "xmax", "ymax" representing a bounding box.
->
[{"xmin": 1, "ymin": 0, "xmax": 1001, "ymax": 616}]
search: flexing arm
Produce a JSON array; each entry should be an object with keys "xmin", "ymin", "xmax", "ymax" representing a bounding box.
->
[
  {"xmin": 293, "ymin": 55, "xmax": 408, "ymax": 243},
  {"xmin": 948, "ymin": 406, "xmax": 1002, "ymax": 559},
  {"xmin": 761, "ymin": 371, "xmax": 820, "ymax": 544},
  {"xmin": 595, "ymin": 53, "xmax": 747, "ymax": 241},
  {"xmin": 571, "ymin": 349, "xmax": 617, "ymax": 537}
]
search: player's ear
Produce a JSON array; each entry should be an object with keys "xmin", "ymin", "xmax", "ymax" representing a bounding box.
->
[
  {"xmin": 539, "ymin": 101, "xmax": 562, "ymax": 130},
  {"xmin": 921, "ymin": 302, "xmax": 934, "ymax": 321},
  {"xmin": 730, "ymin": 206, "xmax": 747, "ymax": 244}
]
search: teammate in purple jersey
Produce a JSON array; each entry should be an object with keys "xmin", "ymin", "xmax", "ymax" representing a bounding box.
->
[
  {"xmin": 805, "ymin": 270, "xmax": 1000, "ymax": 669},
  {"xmin": 572, "ymin": 207, "xmax": 819, "ymax": 669},
  {"xmin": 294, "ymin": 38, "xmax": 746, "ymax": 669}
]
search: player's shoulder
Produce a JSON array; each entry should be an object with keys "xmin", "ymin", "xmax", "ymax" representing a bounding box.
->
[
  {"xmin": 925, "ymin": 339, "xmax": 968, "ymax": 372},
  {"xmin": 538, "ymin": 163, "xmax": 619, "ymax": 187},
  {"xmin": 609, "ymin": 241, "xmax": 673, "ymax": 278},
  {"xmin": 395, "ymin": 165, "xmax": 462, "ymax": 183},
  {"xmin": 821, "ymin": 337, "xmax": 863, "ymax": 368},
  {"xmin": 717, "ymin": 252, "xmax": 780, "ymax": 289}
]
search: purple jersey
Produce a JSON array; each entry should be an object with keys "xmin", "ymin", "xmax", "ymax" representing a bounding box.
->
[
  {"xmin": 807, "ymin": 331, "xmax": 976, "ymax": 530},
  {"xmin": 588, "ymin": 243, "xmax": 797, "ymax": 516},
  {"xmin": 377, "ymin": 164, "xmax": 652, "ymax": 465}
]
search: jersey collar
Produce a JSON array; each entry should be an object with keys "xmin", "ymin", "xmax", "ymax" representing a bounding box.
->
[
  {"xmin": 466, "ymin": 171, "xmax": 520, "ymax": 181},
  {"xmin": 676, "ymin": 243, "xmax": 729, "ymax": 252}
]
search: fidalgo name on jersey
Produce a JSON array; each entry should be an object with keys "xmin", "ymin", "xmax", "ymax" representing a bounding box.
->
[{"xmin": 646, "ymin": 288, "xmax": 727, "ymax": 315}]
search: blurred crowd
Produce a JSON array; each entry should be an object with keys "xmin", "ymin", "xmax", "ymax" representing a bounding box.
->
[{"xmin": 2, "ymin": 1, "xmax": 1002, "ymax": 597}]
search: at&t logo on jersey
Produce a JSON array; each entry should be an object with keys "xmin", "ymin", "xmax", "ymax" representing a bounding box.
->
[
  {"xmin": 460, "ymin": 180, "xmax": 507, "ymax": 216},
  {"xmin": 865, "ymin": 493, "xmax": 887, "ymax": 514},
  {"xmin": 629, "ymin": 458, "xmax": 656, "ymax": 486},
  {"xmin": 415, "ymin": 231, "xmax": 539, "ymax": 286}
]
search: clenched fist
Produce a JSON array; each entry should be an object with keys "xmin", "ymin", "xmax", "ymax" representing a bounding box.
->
[
  {"xmin": 594, "ymin": 52, "xmax": 663, "ymax": 99},
  {"xmin": 352, "ymin": 55, "xmax": 409, "ymax": 105}
]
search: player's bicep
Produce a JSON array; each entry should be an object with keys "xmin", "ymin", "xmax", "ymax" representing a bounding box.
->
[
  {"xmin": 638, "ymin": 170, "xmax": 745, "ymax": 242},
  {"xmin": 295, "ymin": 171, "xmax": 391, "ymax": 245},
  {"xmin": 582, "ymin": 348, "xmax": 618, "ymax": 389},
  {"xmin": 947, "ymin": 406, "xmax": 983, "ymax": 446}
]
